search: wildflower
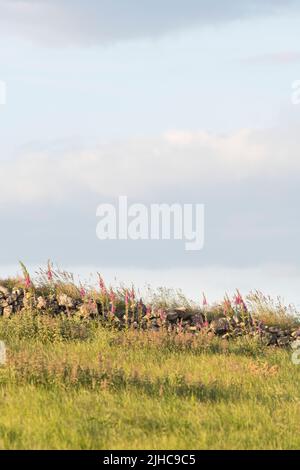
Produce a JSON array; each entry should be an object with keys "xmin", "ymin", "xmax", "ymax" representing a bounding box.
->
[
  {"xmin": 234, "ymin": 289, "xmax": 243, "ymax": 306},
  {"xmin": 47, "ymin": 260, "xmax": 53, "ymax": 282},
  {"xmin": 234, "ymin": 289, "xmax": 248, "ymax": 311},
  {"xmin": 125, "ymin": 289, "xmax": 129, "ymax": 307},
  {"xmin": 25, "ymin": 274, "xmax": 31, "ymax": 289},
  {"xmin": 80, "ymin": 286, "xmax": 86, "ymax": 298},
  {"xmin": 202, "ymin": 292, "xmax": 208, "ymax": 306},
  {"xmin": 109, "ymin": 288, "xmax": 115, "ymax": 301},
  {"xmin": 159, "ymin": 309, "xmax": 166, "ymax": 322},
  {"xmin": 98, "ymin": 274, "xmax": 106, "ymax": 296},
  {"xmin": 109, "ymin": 288, "xmax": 116, "ymax": 315},
  {"xmin": 19, "ymin": 261, "xmax": 32, "ymax": 290}
]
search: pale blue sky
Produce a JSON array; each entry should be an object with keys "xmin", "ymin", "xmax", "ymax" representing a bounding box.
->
[
  {"xmin": 1, "ymin": 13, "xmax": 300, "ymax": 149},
  {"xmin": 1, "ymin": 1, "xmax": 300, "ymax": 304}
]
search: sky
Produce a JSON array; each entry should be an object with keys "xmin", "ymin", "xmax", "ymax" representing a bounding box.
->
[{"xmin": 1, "ymin": 0, "xmax": 300, "ymax": 305}]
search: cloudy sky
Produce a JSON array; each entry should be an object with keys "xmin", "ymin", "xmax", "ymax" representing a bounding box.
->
[{"xmin": 1, "ymin": 0, "xmax": 300, "ymax": 304}]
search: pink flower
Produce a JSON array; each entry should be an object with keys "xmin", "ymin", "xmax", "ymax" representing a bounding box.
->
[
  {"xmin": 125, "ymin": 290, "xmax": 129, "ymax": 307},
  {"xmin": 234, "ymin": 290, "xmax": 243, "ymax": 306},
  {"xmin": 25, "ymin": 274, "xmax": 31, "ymax": 289},
  {"xmin": 109, "ymin": 288, "xmax": 115, "ymax": 300},
  {"xmin": 109, "ymin": 289, "xmax": 116, "ymax": 314},
  {"xmin": 234, "ymin": 290, "xmax": 247, "ymax": 311},
  {"xmin": 47, "ymin": 261, "xmax": 53, "ymax": 281},
  {"xmin": 202, "ymin": 292, "xmax": 208, "ymax": 306},
  {"xmin": 98, "ymin": 274, "xmax": 106, "ymax": 296},
  {"xmin": 80, "ymin": 287, "xmax": 86, "ymax": 298},
  {"xmin": 19, "ymin": 262, "xmax": 32, "ymax": 289},
  {"xmin": 159, "ymin": 309, "xmax": 166, "ymax": 321}
]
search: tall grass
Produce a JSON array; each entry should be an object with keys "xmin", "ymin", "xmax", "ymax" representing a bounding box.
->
[
  {"xmin": 0, "ymin": 312, "xmax": 299, "ymax": 449},
  {"xmin": 0, "ymin": 266, "xmax": 299, "ymax": 449}
]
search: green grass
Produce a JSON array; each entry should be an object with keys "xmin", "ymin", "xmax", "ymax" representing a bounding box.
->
[{"xmin": 0, "ymin": 313, "xmax": 299, "ymax": 450}]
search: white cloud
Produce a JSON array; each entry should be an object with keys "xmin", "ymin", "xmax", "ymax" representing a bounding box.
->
[
  {"xmin": 0, "ymin": 0, "xmax": 297, "ymax": 46},
  {"xmin": 1, "ymin": 126, "xmax": 300, "ymax": 205}
]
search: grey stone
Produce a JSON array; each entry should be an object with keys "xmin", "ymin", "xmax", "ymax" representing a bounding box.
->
[
  {"xmin": 210, "ymin": 317, "xmax": 230, "ymax": 335},
  {"xmin": 166, "ymin": 311, "xmax": 179, "ymax": 322},
  {"xmin": 58, "ymin": 294, "xmax": 74, "ymax": 308},
  {"xmin": 0, "ymin": 286, "xmax": 9, "ymax": 296},
  {"xmin": 277, "ymin": 336, "xmax": 290, "ymax": 347}
]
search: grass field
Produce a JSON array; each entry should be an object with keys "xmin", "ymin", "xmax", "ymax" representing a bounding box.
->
[{"xmin": 0, "ymin": 312, "xmax": 299, "ymax": 450}]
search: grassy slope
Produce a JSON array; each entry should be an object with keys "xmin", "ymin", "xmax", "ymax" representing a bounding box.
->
[{"xmin": 0, "ymin": 314, "xmax": 299, "ymax": 450}]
